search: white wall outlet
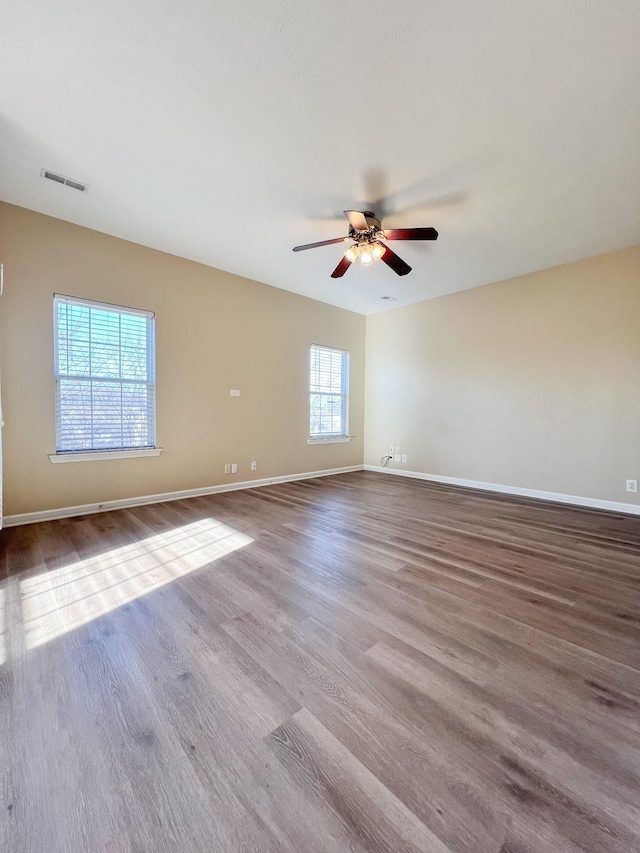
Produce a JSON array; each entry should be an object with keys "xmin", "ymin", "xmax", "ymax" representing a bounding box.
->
[
  {"xmin": 401, "ymin": 454, "xmax": 407, "ymax": 463},
  {"xmin": 224, "ymin": 464, "xmax": 231, "ymax": 474},
  {"xmin": 230, "ymin": 389, "xmax": 240, "ymax": 396},
  {"xmin": 231, "ymin": 463, "xmax": 238, "ymax": 474},
  {"xmin": 395, "ymin": 446, "xmax": 401, "ymax": 455},
  {"xmin": 251, "ymin": 461, "xmax": 257, "ymax": 471},
  {"xmin": 626, "ymin": 479, "xmax": 638, "ymax": 493},
  {"xmin": 389, "ymin": 445, "xmax": 394, "ymax": 456},
  {"xmin": 393, "ymin": 454, "xmax": 401, "ymax": 462}
]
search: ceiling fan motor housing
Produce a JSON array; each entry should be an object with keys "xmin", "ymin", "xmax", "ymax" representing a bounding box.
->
[
  {"xmin": 361, "ymin": 212, "xmax": 381, "ymax": 231},
  {"xmin": 348, "ymin": 212, "xmax": 384, "ymax": 245}
]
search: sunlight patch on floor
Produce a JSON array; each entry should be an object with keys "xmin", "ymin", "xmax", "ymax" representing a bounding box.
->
[{"xmin": 20, "ymin": 518, "xmax": 253, "ymax": 650}]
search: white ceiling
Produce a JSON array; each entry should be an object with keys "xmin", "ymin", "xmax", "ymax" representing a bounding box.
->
[{"xmin": 1, "ymin": 1, "xmax": 639, "ymax": 314}]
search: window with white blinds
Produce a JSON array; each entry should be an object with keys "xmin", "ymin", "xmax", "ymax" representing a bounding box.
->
[
  {"xmin": 309, "ymin": 344, "xmax": 349, "ymax": 438},
  {"xmin": 54, "ymin": 294, "xmax": 156, "ymax": 453}
]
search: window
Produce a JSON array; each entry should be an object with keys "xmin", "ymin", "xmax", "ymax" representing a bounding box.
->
[
  {"xmin": 309, "ymin": 344, "xmax": 350, "ymax": 442},
  {"xmin": 53, "ymin": 294, "xmax": 156, "ymax": 455}
]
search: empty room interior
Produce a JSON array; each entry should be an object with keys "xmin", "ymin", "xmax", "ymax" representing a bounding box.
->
[{"xmin": 1, "ymin": 2, "xmax": 639, "ymax": 852}]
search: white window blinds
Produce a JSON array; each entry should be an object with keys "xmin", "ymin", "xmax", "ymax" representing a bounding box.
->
[
  {"xmin": 309, "ymin": 344, "xmax": 349, "ymax": 438},
  {"xmin": 54, "ymin": 294, "xmax": 156, "ymax": 453}
]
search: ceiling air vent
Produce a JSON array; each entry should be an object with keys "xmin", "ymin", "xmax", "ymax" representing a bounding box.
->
[{"xmin": 41, "ymin": 168, "xmax": 88, "ymax": 192}]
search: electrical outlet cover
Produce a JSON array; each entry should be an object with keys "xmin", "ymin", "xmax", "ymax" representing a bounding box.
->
[{"xmin": 626, "ymin": 479, "xmax": 638, "ymax": 493}]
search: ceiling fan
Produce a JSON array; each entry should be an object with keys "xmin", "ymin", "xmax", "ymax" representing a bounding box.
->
[{"xmin": 292, "ymin": 210, "xmax": 438, "ymax": 278}]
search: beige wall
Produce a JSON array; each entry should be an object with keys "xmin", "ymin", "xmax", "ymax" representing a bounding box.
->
[
  {"xmin": 0, "ymin": 203, "xmax": 365, "ymax": 516},
  {"xmin": 365, "ymin": 246, "xmax": 640, "ymax": 506},
  {"xmin": 2, "ymin": 201, "xmax": 637, "ymax": 518}
]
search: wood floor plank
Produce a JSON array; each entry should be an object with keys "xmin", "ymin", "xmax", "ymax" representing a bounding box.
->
[
  {"xmin": 2, "ymin": 542, "xmax": 136, "ymax": 852},
  {"xmin": 251, "ymin": 521, "xmax": 640, "ymax": 700},
  {"xmin": 282, "ymin": 611, "xmax": 640, "ymax": 853},
  {"xmin": 223, "ymin": 610, "xmax": 509, "ymax": 852},
  {"xmin": 266, "ymin": 707, "xmax": 454, "ymax": 853},
  {"xmin": 1, "ymin": 470, "xmax": 639, "ymax": 852},
  {"xmin": 102, "ymin": 599, "xmax": 380, "ymax": 853},
  {"xmin": 365, "ymin": 639, "xmax": 639, "ymax": 850},
  {"xmin": 68, "ymin": 613, "xmax": 250, "ymax": 852}
]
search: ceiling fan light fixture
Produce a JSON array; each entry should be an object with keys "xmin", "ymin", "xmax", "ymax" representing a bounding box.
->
[
  {"xmin": 359, "ymin": 248, "xmax": 373, "ymax": 266},
  {"xmin": 293, "ymin": 210, "xmax": 437, "ymax": 278}
]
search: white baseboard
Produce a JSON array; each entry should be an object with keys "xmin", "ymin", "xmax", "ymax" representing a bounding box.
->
[
  {"xmin": 5, "ymin": 463, "xmax": 638, "ymax": 526},
  {"xmin": 2, "ymin": 465, "xmax": 364, "ymax": 527},
  {"xmin": 364, "ymin": 465, "xmax": 640, "ymax": 516}
]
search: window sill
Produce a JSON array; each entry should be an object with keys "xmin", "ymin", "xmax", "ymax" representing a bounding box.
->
[
  {"xmin": 308, "ymin": 437, "xmax": 353, "ymax": 445},
  {"xmin": 49, "ymin": 448, "xmax": 163, "ymax": 463}
]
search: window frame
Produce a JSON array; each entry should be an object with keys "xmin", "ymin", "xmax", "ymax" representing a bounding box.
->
[
  {"xmin": 50, "ymin": 293, "xmax": 161, "ymax": 462},
  {"xmin": 308, "ymin": 343, "xmax": 352, "ymax": 445}
]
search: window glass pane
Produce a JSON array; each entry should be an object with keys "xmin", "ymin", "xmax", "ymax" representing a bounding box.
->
[
  {"xmin": 67, "ymin": 304, "xmax": 90, "ymax": 341},
  {"xmin": 54, "ymin": 296, "xmax": 155, "ymax": 452},
  {"xmin": 120, "ymin": 315, "xmax": 149, "ymax": 380},
  {"xmin": 91, "ymin": 381, "xmax": 125, "ymax": 449},
  {"xmin": 89, "ymin": 341, "xmax": 121, "ymax": 378},
  {"xmin": 309, "ymin": 345, "xmax": 349, "ymax": 437},
  {"xmin": 57, "ymin": 379, "xmax": 93, "ymax": 450},
  {"xmin": 121, "ymin": 383, "xmax": 151, "ymax": 446},
  {"xmin": 90, "ymin": 309, "xmax": 119, "ymax": 343},
  {"xmin": 56, "ymin": 302, "xmax": 69, "ymax": 375}
]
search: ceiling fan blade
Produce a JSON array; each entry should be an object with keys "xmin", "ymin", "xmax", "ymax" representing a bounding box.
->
[
  {"xmin": 382, "ymin": 227, "xmax": 438, "ymax": 241},
  {"xmin": 381, "ymin": 245, "xmax": 412, "ymax": 276},
  {"xmin": 344, "ymin": 210, "xmax": 370, "ymax": 231},
  {"xmin": 330, "ymin": 255, "xmax": 354, "ymax": 278},
  {"xmin": 293, "ymin": 237, "xmax": 348, "ymax": 252}
]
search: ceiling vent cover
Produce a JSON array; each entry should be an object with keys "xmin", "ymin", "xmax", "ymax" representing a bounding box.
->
[{"xmin": 41, "ymin": 168, "xmax": 88, "ymax": 193}]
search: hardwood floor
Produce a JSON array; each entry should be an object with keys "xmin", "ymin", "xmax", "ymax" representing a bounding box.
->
[{"xmin": 1, "ymin": 471, "xmax": 639, "ymax": 852}]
